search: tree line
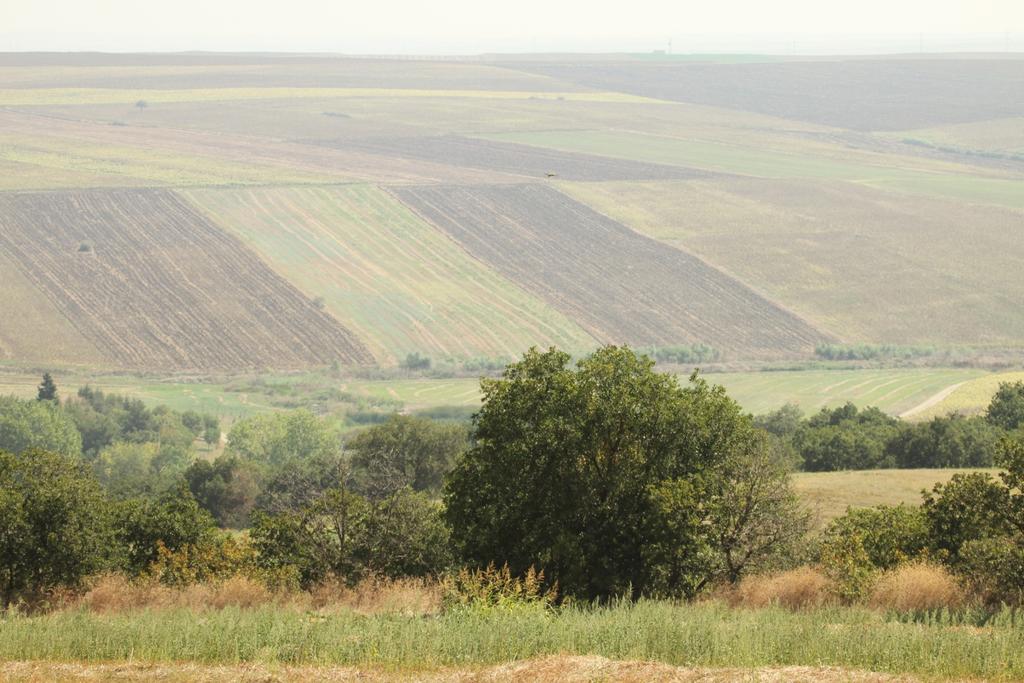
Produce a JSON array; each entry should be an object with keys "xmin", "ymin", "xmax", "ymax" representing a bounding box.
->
[
  {"xmin": 756, "ymin": 381, "xmax": 1024, "ymax": 471},
  {"xmin": 2, "ymin": 352, "xmax": 1023, "ymax": 610}
]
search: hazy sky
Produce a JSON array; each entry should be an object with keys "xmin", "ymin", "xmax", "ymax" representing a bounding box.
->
[{"xmin": 2, "ymin": 0, "xmax": 1023, "ymax": 53}]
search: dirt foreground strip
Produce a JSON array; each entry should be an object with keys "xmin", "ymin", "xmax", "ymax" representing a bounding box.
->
[{"xmin": 0, "ymin": 657, "xmax": 930, "ymax": 682}]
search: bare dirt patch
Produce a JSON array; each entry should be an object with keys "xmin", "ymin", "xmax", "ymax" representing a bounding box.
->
[{"xmin": 0, "ymin": 657, "xmax": 925, "ymax": 682}]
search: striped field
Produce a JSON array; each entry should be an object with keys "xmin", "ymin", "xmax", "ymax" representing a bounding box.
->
[{"xmin": 182, "ymin": 185, "xmax": 597, "ymax": 364}]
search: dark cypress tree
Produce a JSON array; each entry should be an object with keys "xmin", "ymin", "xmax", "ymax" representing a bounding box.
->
[{"xmin": 36, "ymin": 373, "xmax": 58, "ymax": 402}]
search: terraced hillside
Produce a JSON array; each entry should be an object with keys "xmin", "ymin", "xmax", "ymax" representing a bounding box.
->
[
  {"xmin": 394, "ymin": 184, "xmax": 831, "ymax": 357},
  {"xmin": 320, "ymin": 135, "xmax": 711, "ymax": 181},
  {"xmin": 182, "ymin": 185, "xmax": 597, "ymax": 363},
  {"xmin": 0, "ymin": 189, "xmax": 372, "ymax": 371}
]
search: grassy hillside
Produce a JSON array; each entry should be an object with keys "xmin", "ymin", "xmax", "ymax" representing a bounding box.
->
[
  {"xmin": 562, "ymin": 178, "xmax": 1024, "ymax": 345},
  {"xmin": 182, "ymin": 185, "xmax": 597, "ymax": 364},
  {"xmin": 792, "ymin": 468, "xmax": 998, "ymax": 524}
]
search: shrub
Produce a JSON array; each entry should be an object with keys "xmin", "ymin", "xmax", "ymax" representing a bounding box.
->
[
  {"xmin": 958, "ymin": 538, "xmax": 1024, "ymax": 606},
  {"xmin": 817, "ymin": 527, "xmax": 876, "ymax": 604},
  {"xmin": 441, "ymin": 563, "xmax": 557, "ymax": 611},
  {"xmin": 819, "ymin": 505, "xmax": 930, "ymax": 571},
  {"xmin": 730, "ymin": 567, "xmax": 834, "ymax": 610},
  {"xmin": 868, "ymin": 563, "xmax": 965, "ymax": 612}
]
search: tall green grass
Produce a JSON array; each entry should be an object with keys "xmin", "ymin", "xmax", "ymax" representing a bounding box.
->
[{"xmin": 2, "ymin": 602, "xmax": 1021, "ymax": 679}]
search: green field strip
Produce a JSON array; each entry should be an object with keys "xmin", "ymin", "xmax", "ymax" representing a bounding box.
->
[
  {"xmin": 0, "ymin": 133, "xmax": 343, "ymax": 189},
  {"xmin": 912, "ymin": 370, "xmax": 1024, "ymax": 421},
  {"xmin": 709, "ymin": 368, "xmax": 985, "ymax": 416},
  {"xmin": 481, "ymin": 129, "xmax": 1023, "ymax": 209},
  {"xmin": 180, "ymin": 185, "xmax": 598, "ymax": 364},
  {"xmin": 347, "ymin": 368, "xmax": 985, "ymax": 417},
  {"xmin": 0, "ymin": 374, "xmax": 268, "ymax": 421},
  {"xmin": 0, "ymin": 88, "xmax": 661, "ymax": 106}
]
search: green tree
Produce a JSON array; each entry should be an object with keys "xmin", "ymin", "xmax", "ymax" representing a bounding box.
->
[
  {"xmin": 922, "ymin": 471, "xmax": 1011, "ymax": 561},
  {"xmin": 925, "ymin": 438, "xmax": 1024, "ymax": 603},
  {"xmin": 226, "ymin": 410, "xmax": 339, "ymax": 467},
  {"xmin": 0, "ymin": 449, "xmax": 112, "ymax": 609},
  {"xmin": 888, "ymin": 414, "xmax": 1000, "ymax": 468},
  {"xmin": 251, "ymin": 486, "xmax": 369, "ymax": 587},
  {"xmin": 348, "ymin": 414, "xmax": 470, "ymax": 500},
  {"xmin": 445, "ymin": 346, "xmax": 758, "ymax": 600},
  {"xmin": 793, "ymin": 403, "xmax": 901, "ymax": 471},
  {"xmin": 753, "ymin": 403, "xmax": 804, "ymax": 439},
  {"xmin": 705, "ymin": 434, "xmax": 811, "ymax": 583},
  {"xmin": 987, "ymin": 381, "xmax": 1024, "ymax": 431},
  {"xmin": 185, "ymin": 455, "xmax": 260, "ymax": 528},
  {"xmin": 36, "ymin": 373, "xmax": 57, "ymax": 402},
  {"xmin": 359, "ymin": 487, "xmax": 453, "ymax": 578},
  {"xmin": 0, "ymin": 395, "xmax": 82, "ymax": 457},
  {"xmin": 114, "ymin": 483, "xmax": 217, "ymax": 574}
]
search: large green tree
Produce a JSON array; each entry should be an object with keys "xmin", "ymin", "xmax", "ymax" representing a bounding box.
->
[
  {"xmin": 444, "ymin": 346, "xmax": 773, "ymax": 600},
  {"xmin": 347, "ymin": 414, "xmax": 470, "ymax": 500},
  {"xmin": 0, "ymin": 396, "xmax": 82, "ymax": 458},
  {"xmin": 0, "ymin": 449, "xmax": 112, "ymax": 608},
  {"xmin": 987, "ymin": 381, "xmax": 1024, "ymax": 431},
  {"xmin": 226, "ymin": 410, "xmax": 339, "ymax": 467}
]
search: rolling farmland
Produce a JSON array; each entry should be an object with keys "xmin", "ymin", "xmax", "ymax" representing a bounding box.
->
[
  {"xmin": 0, "ymin": 189, "xmax": 372, "ymax": 371},
  {"xmin": 0, "ymin": 54, "xmax": 1021, "ymax": 376},
  {"xmin": 394, "ymin": 184, "xmax": 830, "ymax": 357},
  {"xmin": 0, "ymin": 251, "xmax": 104, "ymax": 366},
  {"xmin": 484, "ymin": 129, "xmax": 1024, "ymax": 208},
  {"xmin": 182, "ymin": 185, "xmax": 597, "ymax": 363},
  {"xmin": 504, "ymin": 57, "xmax": 1024, "ymax": 130},
  {"xmin": 346, "ymin": 368, "xmax": 984, "ymax": 417},
  {"xmin": 561, "ymin": 178, "xmax": 1024, "ymax": 345},
  {"xmin": 321, "ymin": 135, "xmax": 711, "ymax": 181},
  {"xmin": 710, "ymin": 368, "xmax": 985, "ymax": 417}
]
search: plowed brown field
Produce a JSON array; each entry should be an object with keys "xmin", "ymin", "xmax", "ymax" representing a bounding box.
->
[
  {"xmin": 393, "ymin": 184, "xmax": 830, "ymax": 358},
  {"xmin": 0, "ymin": 189, "xmax": 372, "ymax": 371}
]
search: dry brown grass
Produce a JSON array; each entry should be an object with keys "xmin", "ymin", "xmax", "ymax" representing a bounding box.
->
[
  {"xmin": 0, "ymin": 657, "xmax": 925, "ymax": 682},
  {"xmin": 310, "ymin": 575, "xmax": 443, "ymax": 616},
  {"xmin": 76, "ymin": 574, "xmax": 276, "ymax": 613},
  {"xmin": 730, "ymin": 567, "xmax": 836, "ymax": 610},
  {"xmin": 71, "ymin": 573, "xmax": 441, "ymax": 616},
  {"xmin": 868, "ymin": 563, "xmax": 966, "ymax": 612}
]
